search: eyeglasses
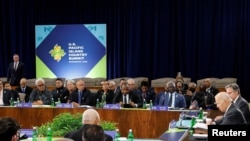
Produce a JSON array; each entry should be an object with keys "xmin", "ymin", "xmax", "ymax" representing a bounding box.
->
[{"xmin": 37, "ymin": 84, "xmax": 44, "ymax": 87}]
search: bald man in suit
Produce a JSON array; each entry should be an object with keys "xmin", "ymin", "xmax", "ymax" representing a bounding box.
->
[{"xmin": 64, "ymin": 109, "xmax": 112, "ymax": 141}]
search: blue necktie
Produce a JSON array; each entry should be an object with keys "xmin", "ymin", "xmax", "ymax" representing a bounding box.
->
[{"xmin": 78, "ymin": 91, "xmax": 82, "ymax": 104}]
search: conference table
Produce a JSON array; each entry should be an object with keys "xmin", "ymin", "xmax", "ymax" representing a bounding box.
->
[{"xmin": 0, "ymin": 106, "xmax": 222, "ymax": 139}]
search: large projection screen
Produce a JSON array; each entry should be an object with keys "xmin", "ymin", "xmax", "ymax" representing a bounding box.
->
[{"xmin": 35, "ymin": 24, "xmax": 106, "ymax": 79}]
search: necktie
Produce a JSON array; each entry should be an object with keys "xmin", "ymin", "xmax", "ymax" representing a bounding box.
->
[
  {"xmin": 124, "ymin": 95, "xmax": 127, "ymax": 104},
  {"xmin": 14, "ymin": 63, "xmax": 17, "ymax": 70},
  {"xmin": 168, "ymin": 93, "xmax": 172, "ymax": 107},
  {"xmin": 22, "ymin": 88, "xmax": 25, "ymax": 93},
  {"xmin": 78, "ymin": 91, "xmax": 82, "ymax": 104}
]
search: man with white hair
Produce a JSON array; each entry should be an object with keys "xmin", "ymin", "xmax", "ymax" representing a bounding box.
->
[
  {"xmin": 29, "ymin": 78, "xmax": 51, "ymax": 105},
  {"xmin": 213, "ymin": 92, "xmax": 246, "ymax": 125},
  {"xmin": 64, "ymin": 109, "xmax": 112, "ymax": 141}
]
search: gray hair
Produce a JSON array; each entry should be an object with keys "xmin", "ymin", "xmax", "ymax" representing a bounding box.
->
[
  {"xmin": 225, "ymin": 83, "xmax": 240, "ymax": 94},
  {"xmin": 166, "ymin": 80, "xmax": 176, "ymax": 87},
  {"xmin": 35, "ymin": 78, "xmax": 45, "ymax": 85}
]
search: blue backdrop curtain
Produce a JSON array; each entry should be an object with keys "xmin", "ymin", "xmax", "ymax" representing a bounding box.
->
[{"xmin": 1, "ymin": 0, "xmax": 250, "ymax": 101}]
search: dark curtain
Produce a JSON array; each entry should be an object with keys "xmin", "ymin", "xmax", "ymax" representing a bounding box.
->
[{"xmin": 1, "ymin": 0, "xmax": 250, "ymax": 101}]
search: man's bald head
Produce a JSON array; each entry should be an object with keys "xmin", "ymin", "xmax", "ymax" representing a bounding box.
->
[{"xmin": 82, "ymin": 109, "xmax": 100, "ymax": 125}]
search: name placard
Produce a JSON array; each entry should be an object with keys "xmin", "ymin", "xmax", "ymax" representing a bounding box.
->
[
  {"xmin": 56, "ymin": 103, "xmax": 73, "ymax": 108},
  {"xmin": 103, "ymin": 104, "xmax": 121, "ymax": 109},
  {"xmin": 16, "ymin": 103, "xmax": 32, "ymax": 107},
  {"xmin": 151, "ymin": 106, "xmax": 168, "ymax": 111}
]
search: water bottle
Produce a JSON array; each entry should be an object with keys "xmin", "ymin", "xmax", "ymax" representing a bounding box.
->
[
  {"xmin": 32, "ymin": 126, "xmax": 37, "ymax": 141},
  {"xmin": 142, "ymin": 99, "xmax": 146, "ymax": 109},
  {"xmin": 16, "ymin": 98, "xmax": 20, "ymax": 105},
  {"xmin": 96, "ymin": 98, "xmax": 100, "ymax": 108},
  {"xmin": 114, "ymin": 128, "xmax": 120, "ymax": 141},
  {"xmin": 198, "ymin": 107, "xmax": 203, "ymax": 119},
  {"xmin": 10, "ymin": 97, "xmax": 14, "ymax": 106},
  {"xmin": 190, "ymin": 116, "xmax": 196, "ymax": 134},
  {"xmin": 51, "ymin": 98, "xmax": 55, "ymax": 107},
  {"xmin": 47, "ymin": 127, "xmax": 52, "ymax": 141},
  {"xmin": 57, "ymin": 98, "xmax": 61, "ymax": 104},
  {"xmin": 149, "ymin": 100, "xmax": 153, "ymax": 109},
  {"xmin": 102, "ymin": 94, "xmax": 106, "ymax": 107},
  {"xmin": 127, "ymin": 129, "xmax": 134, "ymax": 141}
]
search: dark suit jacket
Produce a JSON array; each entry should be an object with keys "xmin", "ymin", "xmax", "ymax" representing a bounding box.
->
[
  {"xmin": 113, "ymin": 91, "xmax": 140, "ymax": 107},
  {"xmin": 51, "ymin": 87, "xmax": 68, "ymax": 103},
  {"xmin": 15, "ymin": 86, "xmax": 33, "ymax": 102},
  {"xmin": 64, "ymin": 124, "xmax": 113, "ymax": 141},
  {"xmin": 216, "ymin": 103, "xmax": 246, "ymax": 125},
  {"xmin": 155, "ymin": 91, "xmax": 186, "ymax": 108},
  {"xmin": 7, "ymin": 61, "xmax": 25, "ymax": 86},
  {"xmin": 192, "ymin": 91, "xmax": 217, "ymax": 110},
  {"xmin": 68, "ymin": 88, "xmax": 93, "ymax": 106},
  {"xmin": 137, "ymin": 89, "xmax": 156, "ymax": 107},
  {"xmin": 1, "ymin": 89, "xmax": 13, "ymax": 106},
  {"xmin": 235, "ymin": 96, "xmax": 250, "ymax": 124},
  {"xmin": 206, "ymin": 86, "xmax": 219, "ymax": 96},
  {"xmin": 96, "ymin": 89, "xmax": 115, "ymax": 104}
]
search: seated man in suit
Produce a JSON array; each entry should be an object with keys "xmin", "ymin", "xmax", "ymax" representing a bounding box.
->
[
  {"xmin": 214, "ymin": 83, "xmax": 250, "ymax": 124},
  {"xmin": 64, "ymin": 109, "xmax": 112, "ymax": 141},
  {"xmin": 0, "ymin": 117, "xmax": 21, "ymax": 141},
  {"xmin": 51, "ymin": 78, "xmax": 67, "ymax": 103},
  {"xmin": 191, "ymin": 83, "xmax": 217, "ymax": 110},
  {"xmin": 96, "ymin": 80, "xmax": 115, "ymax": 105},
  {"xmin": 82, "ymin": 124, "xmax": 105, "ymax": 141},
  {"xmin": 3, "ymin": 81, "xmax": 20, "ymax": 101},
  {"xmin": 113, "ymin": 82, "xmax": 140, "ymax": 108},
  {"xmin": 137, "ymin": 80, "xmax": 156, "ymax": 107},
  {"xmin": 0, "ymin": 80, "xmax": 13, "ymax": 106},
  {"xmin": 155, "ymin": 80, "xmax": 186, "ymax": 108},
  {"xmin": 203, "ymin": 78, "xmax": 219, "ymax": 96},
  {"xmin": 15, "ymin": 78, "xmax": 33, "ymax": 102},
  {"xmin": 212, "ymin": 92, "xmax": 246, "ymax": 125},
  {"xmin": 29, "ymin": 78, "xmax": 52, "ymax": 105},
  {"xmin": 68, "ymin": 79, "xmax": 93, "ymax": 107}
]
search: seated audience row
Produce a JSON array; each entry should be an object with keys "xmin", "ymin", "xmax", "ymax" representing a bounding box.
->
[{"xmin": 0, "ymin": 77, "xmax": 249, "ymax": 113}]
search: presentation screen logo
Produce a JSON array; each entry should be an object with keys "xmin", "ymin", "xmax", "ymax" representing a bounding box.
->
[{"xmin": 35, "ymin": 24, "xmax": 107, "ymax": 79}]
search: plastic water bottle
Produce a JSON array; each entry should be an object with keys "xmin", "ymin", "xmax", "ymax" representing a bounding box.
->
[
  {"xmin": 143, "ymin": 99, "xmax": 146, "ymax": 109},
  {"xmin": 47, "ymin": 127, "xmax": 52, "ymax": 141},
  {"xmin": 127, "ymin": 129, "xmax": 134, "ymax": 141},
  {"xmin": 51, "ymin": 98, "xmax": 55, "ymax": 107},
  {"xmin": 32, "ymin": 126, "xmax": 37, "ymax": 141},
  {"xmin": 190, "ymin": 116, "xmax": 196, "ymax": 134},
  {"xmin": 102, "ymin": 94, "xmax": 106, "ymax": 107},
  {"xmin": 57, "ymin": 98, "xmax": 61, "ymax": 104},
  {"xmin": 114, "ymin": 128, "xmax": 120, "ymax": 141},
  {"xmin": 10, "ymin": 97, "xmax": 14, "ymax": 106},
  {"xmin": 149, "ymin": 100, "xmax": 153, "ymax": 109},
  {"xmin": 96, "ymin": 98, "xmax": 100, "ymax": 108},
  {"xmin": 198, "ymin": 107, "xmax": 203, "ymax": 119},
  {"xmin": 16, "ymin": 98, "xmax": 20, "ymax": 106}
]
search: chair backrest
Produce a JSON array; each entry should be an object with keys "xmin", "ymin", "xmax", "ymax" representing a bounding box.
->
[
  {"xmin": 196, "ymin": 77, "xmax": 219, "ymax": 87},
  {"xmin": 151, "ymin": 77, "xmax": 175, "ymax": 87},
  {"xmin": 214, "ymin": 77, "xmax": 237, "ymax": 88},
  {"xmin": 133, "ymin": 77, "xmax": 149, "ymax": 88},
  {"xmin": 0, "ymin": 77, "xmax": 7, "ymax": 82},
  {"xmin": 26, "ymin": 78, "xmax": 37, "ymax": 87},
  {"xmin": 108, "ymin": 77, "xmax": 131, "ymax": 87}
]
